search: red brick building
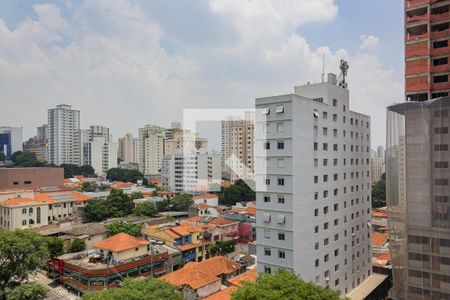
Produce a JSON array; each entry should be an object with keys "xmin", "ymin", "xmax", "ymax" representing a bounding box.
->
[
  {"xmin": 0, "ymin": 168, "xmax": 64, "ymax": 189},
  {"xmin": 405, "ymin": 0, "xmax": 450, "ymax": 100}
]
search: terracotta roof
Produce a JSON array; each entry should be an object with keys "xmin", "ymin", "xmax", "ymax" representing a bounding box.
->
[
  {"xmin": 204, "ymin": 286, "xmax": 237, "ymax": 300},
  {"xmin": 190, "ymin": 256, "xmax": 243, "ymax": 277},
  {"xmin": 376, "ymin": 253, "xmax": 391, "ymax": 261},
  {"xmin": 197, "ymin": 203, "xmax": 211, "ymax": 210},
  {"xmin": 244, "ymin": 208, "xmax": 256, "ymax": 216},
  {"xmin": 194, "ymin": 194, "xmax": 218, "ymax": 199},
  {"xmin": 372, "ymin": 211, "xmax": 387, "ymax": 218},
  {"xmin": 183, "ymin": 216, "xmax": 201, "ymax": 223},
  {"xmin": 112, "ymin": 182, "xmax": 135, "ymax": 189},
  {"xmin": 71, "ymin": 192, "xmax": 92, "ymax": 202},
  {"xmin": 177, "ymin": 243, "xmax": 198, "ymax": 251},
  {"xmin": 161, "ymin": 267, "xmax": 220, "ymax": 290},
  {"xmin": 371, "ymin": 233, "xmax": 388, "ymax": 246},
  {"xmin": 209, "ymin": 217, "xmax": 237, "ymax": 226},
  {"xmin": 227, "ymin": 269, "xmax": 257, "ymax": 287},
  {"xmin": 93, "ymin": 233, "xmax": 148, "ymax": 252},
  {"xmin": 171, "ymin": 226, "xmax": 191, "ymax": 236},
  {"xmin": 1, "ymin": 197, "xmax": 51, "ymax": 206},
  {"xmin": 157, "ymin": 191, "xmax": 176, "ymax": 196},
  {"xmin": 164, "ymin": 229, "xmax": 181, "ymax": 239},
  {"xmin": 179, "ymin": 224, "xmax": 204, "ymax": 233}
]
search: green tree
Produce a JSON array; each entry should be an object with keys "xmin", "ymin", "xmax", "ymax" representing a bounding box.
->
[
  {"xmin": 0, "ymin": 229, "xmax": 48, "ymax": 289},
  {"xmin": 82, "ymin": 277, "xmax": 182, "ymax": 300},
  {"xmin": 210, "ymin": 240, "xmax": 235, "ymax": 256},
  {"xmin": 61, "ymin": 164, "xmax": 95, "ymax": 178},
  {"xmin": 69, "ymin": 238, "xmax": 86, "ymax": 253},
  {"xmin": 10, "ymin": 151, "xmax": 44, "ymax": 167},
  {"xmin": 107, "ymin": 189, "xmax": 134, "ymax": 217},
  {"xmin": 4, "ymin": 282, "xmax": 48, "ymax": 300},
  {"xmin": 105, "ymin": 221, "xmax": 142, "ymax": 237},
  {"xmin": 80, "ymin": 182, "xmax": 97, "ymax": 192},
  {"xmin": 84, "ymin": 200, "xmax": 110, "ymax": 222},
  {"xmin": 0, "ymin": 152, "xmax": 6, "ymax": 161},
  {"xmin": 231, "ymin": 270, "xmax": 344, "ymax": 300},
  {"xmin": 372, "ymin": 180, "xmax": 386, "ymax": 208},
  {"xmin": 130, "ymin": 191, "xmax": 144, "ymax": 200},
  {"xmin": 106, "ymin": 168, "xmax": 147, "ymax": 184},
  {"xmin": 133, "ymin": 202, "xmax": 157, "ymax": 217},
  {"xmin": 171, "ymin": 194, "xmax": 194, "ymax": 211},
  {"xmin": 47, "ymin": 237, "xmax": 64, "ymax": 258},
  {"xmin": 156, "ymin": 199, "xmax": 170, "ymax": 212},
  {"xmin": 98, "ymin": 184, "xmax": 110, "ymax": 191},
  {"xmin": 220, "ymin": 179, "xmax": 255, "ymax": 206}
]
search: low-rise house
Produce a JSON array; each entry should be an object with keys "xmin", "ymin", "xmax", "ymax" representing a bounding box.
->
[
  {"xmin": 51, "ymin": 233, "xmax": 169, "ymax": 293},
  {"xmin": 182, "ymin": 216, "xmax": 239, "ymax": 242},
  {"xmin": 193, "ymin": 194, "xmax": 219, "ymax": 206},
  {"xmin": 60, "ymin": 223, "xmax": 108, "ymax": 250},
  {"xmin": 161, "ymin": 256, "xmax": 245, "ymax": 300},
  {"xmin": 205, "ymin": 269, "xmax": 258, "ymax": 300}
]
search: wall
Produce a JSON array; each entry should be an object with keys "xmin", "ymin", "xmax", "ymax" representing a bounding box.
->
[{"xmin": 0, "ymin": 168, "xmax": 64, "ymax": 189}]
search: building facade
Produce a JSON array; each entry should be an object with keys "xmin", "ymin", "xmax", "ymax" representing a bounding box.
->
[
  {"xmin": 0, "ymin": 167, "xmax": 64, "ymax": 189},
  {"xmin": 0, "ymin": 126, "xmax": 23, "ymax": 160},
  {"xmin": 405, "ymin": 0, "xmax": 450, "ymax": 101},
  {"xmin": 371, "ymin": 153, "xmax": 385, "ymax": 185},
  {"xmin": 118, "ymin": 133, "xmax": 138, "ymax": 163},
  {"xmin": 48, "ymin": 104, "xmax": 81, "ymax": 165},
  {"xmin": 138, "ymin": 125, "xmax": 165, "ymax": 175},
  {"xmin": 81, "ymin": 126, "xmax": 117, "ymax": 176},
  {"xmin": 255, "ymin": 74, "xmax": 372, "ymax": 296},
  {"xmin": 387, "ymin": 97, "xmax": 450, "ymax": 300}
]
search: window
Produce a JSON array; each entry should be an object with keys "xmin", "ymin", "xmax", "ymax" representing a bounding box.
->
[
  {"xmin": 332, "ymin": 114, "xmax": 337, "ymax": 122},
  {"xmin": 264, "ymin": 230, "xmax": 271, "ymax": 239},
  {"xmin": 434, "ymin": 127, "xmax": 448, "ymax": 134},
  {"xmin": 22, "ymin": 208, "xmax": 26, "ymax": 214},
  {"xmin": 264, "ymin": 195, "xmax": 270, "ymax": 203},
  {"xmin": 323, "ymin": 190, "xmax": 328, "ymax": 198},
  {"xmin": 314, "ymin": 142, "xmax": 318, "ymax": 151},
  {"xmin": 264, "ymin": 266, "xmax": 271, "ymax": 274},
  {"xmin": 264, "ymin": 142, "xmax": 270, "ymax": 150},
  {"xmin": 22, "ymin": 220, "xmax": 26, "ymax": 225},
  {"xmin": 323, "ymin": 143, "xmax": 328, "ymax": 151},
  {"xmin": 315, "ymin": 226, "xmax": 319, "ymax": 233},
  {"xmin": 323, "ymin": 159, "xmax": 328, "ymax": 166},
  {"xmin": 323, "ymin": 127, "xmax": 328, "ymax": 136},
  {"xmin": 277, "ymin": 214, "xmax": 286, "ymax": 224},
  {"xmin": 264, "ymin": 248, "xmax": 271, "ymax": 256},
  {"xmin": 435, "ymin": 178, "xmax": 449, "ymax": 186},
  {"xmin": 324, "ymin": 222, "xmax": 329, "ymax": 230},
  {"xmin": 262, "ymin": 108, "xmax": 270, "ymax": 115},
  {"xmin": 315, "ymin": 259, "xmax": 320, "ymax": 267},
  {"xmin": 323, "ymin": 206, "xmax": 329, "ymax": 214},
  {"xmin": 333, "ymin": 99, "xmax": 337, "ymax": 106},
  {"xmin": 277, "ymin": 141, "xmax": 284, "ymax": 149},
  {"xmin": 278, "ymin": 196, "xmax": 285, "ymax": 204},
  {"xmin": 278, "ymin": 178, "xmax": 285, "ymax": 186},
  {"xmin": 314, "ymin": 209, "xmax": 319, "ymax": 217},
  {"xmin": 265, "ymin": 178, "xmax": 270, "ymax": 185},
  {"xmin": 278, "ymin": 250, "xmax": 286, "ymax": 259},
  {"xmin": 29, "ymin": 207, "xmax": 33, "ymax": 213},
  {"xmin": 278, "ymin": 232, "xmax": 285, "ymax": 240},
  {"xmin": 434, "ymin": 161, "xmax": 449, "ymax": 168},
  {"xmin": 276, "ymin": 106, "xmax": 284, "ymax": 113},
  {"xmin": 323, "ymin": 175, "xmax": 328, "ymax": 182},
  {"xmin": 24, "ymin": 181, "xmax": 32, "ymax": 185},
  {"xmin": 263, "ymin": 213, "xmax": 271, "ymax": 222},
  {"xmin": 333, "ymin": 144, "xmax": 338, "ymax": 151},
  {"xmin": 314, "ymin": 176, "xmax": 318, "ymax": 183},
  {"xmin": 315, "ymin": 242, "xmax": 319, "ymax": 250},
  {"xmin": 324, "ymin": 254, "xmax": 329, "ymax": 262},
  {"xmin": 323, "ymin": 111, "xmax": 328, "ymax": 119}
]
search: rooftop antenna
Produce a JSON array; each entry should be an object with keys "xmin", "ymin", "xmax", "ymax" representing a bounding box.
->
[
  {"xmin": 321, "ymin": 54, "xmax": 325, "ymax": 83},
  {"xmin": 337, "ymin": 59, "xmax": 349, "ymax": 88}
]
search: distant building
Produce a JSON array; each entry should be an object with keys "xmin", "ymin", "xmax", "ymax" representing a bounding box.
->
[
  {"xmin": 118, "ymin": 161, "xmax": 139, "ymax": 170},
  {"xmin": 376, "ymin": 145, "xmax": 384, "ymax": 162},
  {"xmin": 193, "ymin": 194, "xmax": 219, "ymax": 207},
  {"xmin": 371, "ymin": 152, "xmax": 385, "ymax": 184},
  {"xmin": 118, "ymin": 133, "xmax": 138, "ymax": 163},
  {"xmin": 138, "ymin": 125, "xmax": 165, "ymax": 175},
  {"xmin": 0, "ymin": 167, "xmax": 63, "ymax": 189},
  {"xmin": 48, "ymin": 104, "xmax": 80, "ymax": 165},
  {"xmin": 80, "ymin": 126, "xmax": 117, "ymax": 176},
  {"xmin": 23, "ymin": 124, "xmax": 48, "ymax": 162},
  {"xmin": 0, "ymin": 126, "xmax": 23, "ymax": 160},
  {"xmin": 164, "ymin": 130, "xmax": 208, "ymax": 156}
]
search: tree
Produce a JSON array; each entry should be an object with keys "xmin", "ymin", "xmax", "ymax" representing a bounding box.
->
[
  {"xmin": 105, "ymin": 221, "xmax": 142, "ymax": 237},
  {"xmin": 171, "ymin": 194, "xmax": 194, "ymax": 211},
  {"xmin": 4, "ymin": 282, "xmax": 48, "ymax": 300},
  {"xmin": 130, "ymin": 191, "xmax": 144, "ymax": 200},
  {"xmin": 372, "ymin": 180, "xmax": 386, "ymax": 208},
  {"xmin": 82, "ymin": 277, "xmax": 182, "ymax": 300},
  {"xmin": 133, "ymin": 202, "xmax": 156, "ymax": 217},
  {"xmin": 47, "ymin": 237, "xmax": 64, "ymax": 258},
  {"xmin": 69, "ymin": 238, "xmax": 86, "ymax": 253},
  {"xmin": 80, "ymin": 182, "xmax": 97, "ymax": 192},
  {"xmin": 210, "ymin": 240, "xmax": 235, "ymax": 256},
  {"xmin": 61, "ymin": 164, "xmax": 95, "ymax": 178},
  {"xmin": 0, "ymin": 229, "xmax": 48, "ymax": 289},
  {"xmin": 84, "ymin": 200, "xmax": 110, "ymax": 222},
  {"xmin": 106, "ymin": 168, "xmax": 147, "ymax": 184},
  {"xmin": 0, "ymin": 152, "xmax": 5, "ymax": 161},
  {"xmin": 98, "ymin": 184, "xmax": 110, "ymax": 191},
  {"xmin": 10, "ymin": 151, "xmax": 44, "ymax": 167},
  {"xmin": 107, "ymin": 189, "xmax": 134, "ymax": 217},
  {"xmin": 220, "ymin": 179, "xmax": 255, "ymax": 206},
  {"xmin": 156, "ymin": 199, "xmax": 170, "ymax": 212},
  {"xmin": 231, "ymin": 270, "xmax": 344, "ymax": 300}
]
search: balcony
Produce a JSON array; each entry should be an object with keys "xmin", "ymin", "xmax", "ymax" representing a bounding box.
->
[
  {"xmin": 431, "ymin": 64, "xmax": 450, "ymax": 73},
  {"xmin": 406, "ymin": 14, "xmax": 429, "ymax": 24},
  {"xmin": 406, "ymin": 47, "xmax": 430, "ymax": 58},
  {"xmin": 432, "ymin": 82, "xmax": 450, "ymax": 90},
  {"xmin": 431, "ymin": 46, "xmax": 450, "ymax": 56},
  {"xmin": 406, "ymin": 31, "xmax": 430, "ymax": 42},
  {"xmin": 406, "ymin": 64, "xmax": 430, "ymax": 75},
  {"xmin": 406, "ymin": 0, "xmax": 430, "ymax": 9},
  {"xmin": 431, "ymin": 28, "xmax": 450, "ymax": 39},
  {"xmin": 430, "ymin": 11, "xmax": 450, "ymax": 22},
  {"xmin": 406, "ymin": 82, "xmax": 430, "ymax": 92}
]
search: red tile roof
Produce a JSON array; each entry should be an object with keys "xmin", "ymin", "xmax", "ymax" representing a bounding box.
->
[
  {"xmin": 164, "ymin": 229, "xmax": 181, "ymax": 239},
  {"xmin": 194, "ymin": 194, "xmax": 218, "ymax": 199},
  {"xmin": 93, "ymin": 233, "xmax": 148, "ymax": 252},
  {"xmin": 209, "ymin": 217, "xmax": 237, "ymax": 226},
  {"xmin": 177, "ymin": 243, "xmax": 199, "ymax": 251},
  {"xmin": 371, "ymin": 233, "xmax": 388, "ymax": 246},
  {"xmin": 1, "ymin": 197, "xmax": 51, "ymax": 206},
  {"xmin": 204, "ymin": 286, "xmax": 237, "ymax": 300},
  {"xmin": 227, "ymin": 269, "xmax": 257, "ymax": 287}
]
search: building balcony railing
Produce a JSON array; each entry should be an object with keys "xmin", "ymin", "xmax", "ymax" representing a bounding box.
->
[
  {"xmin": 406, "ymin": 64, "xmax": 431, "ymax": 75},
  {"xmin": 432, "ymin": 82, "xmax": 450, "ymax": 90},
  {"xmin": 406, "ymin": 82, "xmax": 430, "ymax": 92},
  {"xmin": 431, "ymin": 64, "xmax": 450, "ymax": 73},
  {"xmin": 405, "ymin": 0, "xmax": 430, "ymax": 9},
  {"xmin": 406, "ymin": 48, "xmax": 429, "ymax": 58},
  {"xmin": 406, "ymin": 32, "xmax": 430, "ymax": 42},
  {"xmin": 431, "ymin": 46, "xmax": 450, "ymax": 56},
  {"xmin": 406, "ymin": 14, "xmax": 429, "ymax": 24},
  {"xmin": 431, "ymin": 29, "xmax": 450, "ymax": 39},
  {"xmin": 430, "ymin": 11, "xmax": 450, "ymax": 22}
]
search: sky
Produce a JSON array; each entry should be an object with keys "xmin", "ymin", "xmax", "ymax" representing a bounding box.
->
[{"xmin": 0, "ymin": 0, "xmax": 404, "ymax": 151}]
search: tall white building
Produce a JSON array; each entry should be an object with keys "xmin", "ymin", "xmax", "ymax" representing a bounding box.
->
[
  {"xmin": 255, "ymin": 73, "xmax": 372, "ymax": 296},
  {"xmin": 165, "ymin": 130, "xmax": 208, "ymax": 156},
  {"xmin": 118, "ymin": 133, "xmax": 138, "ymax": 163},
  {"xmin": 138, "ymin": 125, "xmax": 166, "ymax": 175},
  {"xmin": 80, "ymin": 126, "xmax": 117, "ymax": 176},
  {"xmin": 0, "ymin": 127, "xmax": 23, "ymax": 160},
  {"xmin": 370, "ymin": 152, "xmax": 384, "ymax": 184},
  {"xmin": 48, "ymin": 104, "xmax": 80, "ymax": 165},
  {"xmin": 222, "ymin": 112, "xmax": 255, "ymax": 182}
]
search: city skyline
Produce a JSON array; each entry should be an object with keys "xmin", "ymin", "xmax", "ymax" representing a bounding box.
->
[{"xmin": 0, "ymin": 0, "xmax": 403, "ymax": 149}]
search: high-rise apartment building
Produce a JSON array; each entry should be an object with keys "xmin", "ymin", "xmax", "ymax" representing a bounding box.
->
[
  {"xmin": 138, "ymin": 125, "xmax": 165, "ymax": 175},
  {"xmin": 371, "ymin": 152, "xmax": 385, "ymax": 185},
  {"xmin": 80, "ymin": 126, "xmax": 117, "ymax": 176},
  {"xmin": 118, "ymin": 133, "xmax": 138, "ymax": 164},
  {"xmin": 0, "ymin": 127, "xmax": 23, "ymax": 160},
  {"xmin": 164, "ymin": 130, "xmax": 208, "ymax": 156},
  {"xmin": 48, "ymin": 104, "xmax": 80, "ymax": 165},
  {"xmin": 405, "ymin": 0, "xmax": 450, "ymax": 101},
  {"xmin": 387, "ymin": 97, "xmax": 450, "ymax": 300},
  {"xmin": 23, "ymin": 125, "xmax": 48, "ymax": 162},
  {"xmin": 222, "ymin": 112, "xmax": 255, "ymax": 182},
  {"xmin": 255, "ymin": 73, "xmax": 372, "ymax": 296}
]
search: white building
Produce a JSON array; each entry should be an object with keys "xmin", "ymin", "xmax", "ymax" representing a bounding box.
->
[
  {"xmin": 81, "ymin": 126, "xmax": 117, "ymax": 176},
  {"xmin": 0, "ymin": 127, "xmax": 23, "ymax": 160},
  {"xmin": 138, "ymin": 125, "xmax": 165, "ymax": 175},
  {"xmin": 165, "ymin": 130, "xmax": 208, "ymax": 156},
  {"xmin": 48, "ymin": 104, "xmax": 81, "ymax": 165},
  {"xmin": 118, "ymin": 133, "xmax": 138, "ymax": 164},
  {"xmin": 370, "ymin": 153, "xmax": 384, "ymax": 184},
  {"xmin": 161, "ymin": 151, "xmax": 221, "ymax": 193},
  {"xmin": 255, "ymin": 73, "xmax": 372, "ymax": 296}
]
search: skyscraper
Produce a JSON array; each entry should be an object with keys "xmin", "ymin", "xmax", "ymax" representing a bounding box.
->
[
  {"xmin": 138, "ymin": 124, "xmax": 165, "ymax": 175},
  {"xmin": 405, "ymin": 0, "xmax": 450, "ymax": 101},
  {"xmin": 255, "ymin": 73, "xmax": 372, "ymax": 296},
  {"xmin": 48, "ymin": 104, "xmax": 80, "ymax": 165},
  {"xmin": 387, "ymin": 97, "xmax": 450, "ymax": 300},
  {"xmin": 118, "ymin": 133, "xmax": 138, "ymax": 163},
  {"xmin": 0, "ymin": 127, "xmax": 23, "ymax": 160},
  {"xmin": 80, "ymin": 126, "xmax": 117, "ymax": 175}
]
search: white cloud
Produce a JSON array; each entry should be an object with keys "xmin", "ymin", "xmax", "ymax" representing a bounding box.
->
[
  {"xmin": 0, "ymin": 1, "xmax": 401, "ymax": 149},
  {"xmin": 359, "ymin": 35, "xmax": 380, "ymax": 51}
]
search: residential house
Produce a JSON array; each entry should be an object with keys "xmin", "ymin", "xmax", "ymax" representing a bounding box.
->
[{"xmin": 182, "ymin": 216, "xmax": 239, "ymax": 242}]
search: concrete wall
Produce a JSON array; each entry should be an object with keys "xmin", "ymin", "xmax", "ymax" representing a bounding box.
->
[{"xmin": 0, "ymin": 168, "xmax": 64, "ymax": 189}]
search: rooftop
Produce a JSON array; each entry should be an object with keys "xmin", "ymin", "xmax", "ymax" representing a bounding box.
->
[
  {"xmin": 93, "ymin": 233, "xmax": 148, "ymax": 252},
  {"xmin": 194, "ymin": 194, "xmax": 219, "ymax": 199},
  {"xmin": 371, "ymin": 233, "xmax": 388, "ymax": 246}
]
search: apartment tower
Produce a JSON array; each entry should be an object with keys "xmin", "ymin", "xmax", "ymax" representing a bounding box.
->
[
  {"xmin": 118, "ymin": 133, "xmax": 138, "ymax": 163},
  {"xmin": 405, "ymin": 0, "xmax": 450, "ymax": 101},
  {"xmin": 255, "ymin": 73, "xmax": 372, "ymax": 296}
]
